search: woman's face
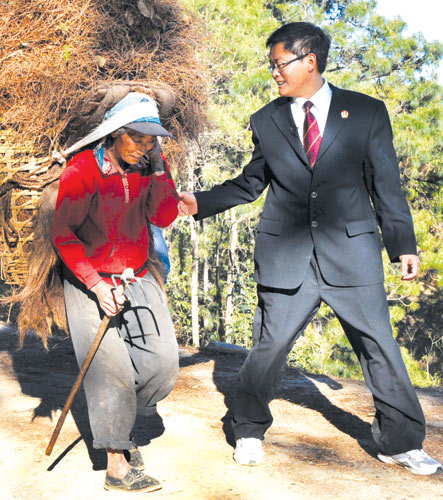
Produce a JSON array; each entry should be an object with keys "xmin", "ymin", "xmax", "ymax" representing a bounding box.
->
[{"xmin": 112, "ymin": 130, "xmax": 156, "ymax": 165}]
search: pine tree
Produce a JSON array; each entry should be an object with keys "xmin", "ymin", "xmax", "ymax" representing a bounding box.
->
[{"xmin": 171, "ymin": 0, "xmax": 442, "ymax": 385}]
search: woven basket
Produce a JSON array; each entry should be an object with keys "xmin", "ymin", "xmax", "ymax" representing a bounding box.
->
[{"xmin": 0, "ymin": 129, "xmax": 61, "ymax": 285}]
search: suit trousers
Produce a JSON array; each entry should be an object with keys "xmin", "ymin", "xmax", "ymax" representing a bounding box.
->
[
  {"xmin": 232, "ymin": 254, "xmax": 426, "ymax": 455},
  {"xmin": 64, "ymin": 272, "xmax": 179, "ymax": 450}
]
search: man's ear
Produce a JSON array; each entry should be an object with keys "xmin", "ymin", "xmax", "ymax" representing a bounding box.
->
[{"xmin": 306, "ymin": 53, "xmax": 318, "ymax": 73}]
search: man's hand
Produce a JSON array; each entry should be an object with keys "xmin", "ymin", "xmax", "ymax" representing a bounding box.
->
[
  {"xmin": 399, "ymin": 254, "xmax": 420, "ymax": 281},
  {"xmin": 178, "ymin": 192, "xmax": 198, "ymax": 216},
  {"xmin": 90, "ymin": 280, "xmax": 127, "ymax": 316}
]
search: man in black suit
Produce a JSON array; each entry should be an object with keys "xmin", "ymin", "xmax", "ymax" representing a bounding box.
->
[{"xmin": 179, "ymin": 22, "xmax": 441, "ymax": 475}]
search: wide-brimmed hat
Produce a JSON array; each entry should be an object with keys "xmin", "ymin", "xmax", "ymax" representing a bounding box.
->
[{"xmin": 63, "ymin": 92, "xmax": 173, "ymax": 156}]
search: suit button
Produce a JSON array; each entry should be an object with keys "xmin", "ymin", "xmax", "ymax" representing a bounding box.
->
[
  {"xmin": 311, "ymin": 221, "xmax": 318, "ymax": 228},
  {"xmin": 311, "ymin": 191, "xmax": 318, "ymax": 198}
]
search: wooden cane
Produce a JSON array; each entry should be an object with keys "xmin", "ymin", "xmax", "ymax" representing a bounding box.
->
[{"xmin": 45, "ymin": 272, "xmax": 132, "ymax": 456}]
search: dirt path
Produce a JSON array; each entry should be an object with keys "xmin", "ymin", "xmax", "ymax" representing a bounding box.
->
[{"xmin": 0, "ymin": 322, "xmax": 442, "ymax": 500}]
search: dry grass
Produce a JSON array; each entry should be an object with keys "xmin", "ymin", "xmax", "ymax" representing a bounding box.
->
[{"xmin": 0, "ymin": 0, "xmax": 206, "ymax": 149}]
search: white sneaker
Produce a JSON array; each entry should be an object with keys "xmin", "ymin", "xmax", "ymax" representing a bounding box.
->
[
  {"xmin": 234, "ymin": 438, "xmax": 264, "ymax": 466},
  {"xmin": 378, "ymin": 449, "xmax": 442, "ymax": 475}
]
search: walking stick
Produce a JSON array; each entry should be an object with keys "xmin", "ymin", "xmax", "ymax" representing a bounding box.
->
[{"xmin": 45, "ymin": 268, "xmax": 135, "ymax": 456}]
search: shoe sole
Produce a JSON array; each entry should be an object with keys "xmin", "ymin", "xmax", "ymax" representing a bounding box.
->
[
  {"xmin": 233, "ymin": 454, "xmax": 263, "ymax": 466},
  {"xmin": 377, "ymin": 453, "xmax": 442, "ymax": 476},
  {"xmin": 234, "ymin": 460, "xmax": 263, "ymax": 466},
  {"xmin": 104, "ymin": 483, "xmax": 162, "ymax": 493}
]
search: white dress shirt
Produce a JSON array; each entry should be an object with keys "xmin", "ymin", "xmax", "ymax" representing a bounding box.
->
[{"xmin": 290, "ymin": 80, "xmax": 332, "ymax": 144}]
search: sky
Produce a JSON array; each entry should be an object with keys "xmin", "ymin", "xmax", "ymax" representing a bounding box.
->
[{"xmin": 375, "ymin": 0, "xmax": 443, "ymax": 83}]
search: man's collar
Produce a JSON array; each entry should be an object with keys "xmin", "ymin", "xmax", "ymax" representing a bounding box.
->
[{"xmin": 292, "ymin": 79, "xmax": 332, "ymax": 110}]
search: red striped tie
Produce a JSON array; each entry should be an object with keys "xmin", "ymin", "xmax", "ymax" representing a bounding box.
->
[{"xmin": 303, "ymin": 100, "xmax": 322, "ymax": 167}]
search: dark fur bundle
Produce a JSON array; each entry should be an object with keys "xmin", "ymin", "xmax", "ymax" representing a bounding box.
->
[
  {"xmin": 3, "ymin": 182, "xmax": 66, "ymax": 348},
  {"xmin": 64, "ymin": 81, "xmax": 177, "ymax": 148}
]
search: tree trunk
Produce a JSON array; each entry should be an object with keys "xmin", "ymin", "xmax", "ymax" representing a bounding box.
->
[
  {"xmin": 203, "ymin": 222, "xmax": 209, "ymax": 294},
  {"xmin": 187, "ymin": 144, "xmax": 199, "ymax": 347},
  {"xmin": 202, "ymin": 221, "xmax": 210, "ymax": 332},
  {"xmin": 190, "ymin": 216, "xmax": 199, "ymax": 347},
  {"xmin": 214, "ymin": 235, "xmax": 225, "ymax": 342},
  {"xmin": 225, "ymin": 211, "xmax": 249, "ymax": 343}
]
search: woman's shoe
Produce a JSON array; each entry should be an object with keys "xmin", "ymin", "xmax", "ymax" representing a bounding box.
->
[{"xmin": 104, "ymin": 467, "xmax": 161, "ymax": 493}]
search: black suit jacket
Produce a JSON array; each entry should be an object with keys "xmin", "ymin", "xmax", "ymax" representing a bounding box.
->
[{"xmin": 195, "ymin": 84, "xmax": 417, "ymax": 289}]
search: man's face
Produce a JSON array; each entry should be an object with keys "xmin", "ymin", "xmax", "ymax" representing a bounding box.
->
[
  {"xmin": 269, "ymin": 42, "xmax": 315, "ymax": 98},
  {"xmin": 113, "ymin": 131, "xmax": 156, "ymax": 165}
]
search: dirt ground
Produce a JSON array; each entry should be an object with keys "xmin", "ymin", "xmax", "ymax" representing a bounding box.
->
[{"xmin": 0, "ymin": 322, "xmax": 442, "ymax": 500}]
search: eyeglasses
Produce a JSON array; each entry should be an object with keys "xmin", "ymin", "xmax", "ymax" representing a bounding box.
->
[{"xmin": 268, "ymin": 53, "xmax": 310, "ymax": 74}]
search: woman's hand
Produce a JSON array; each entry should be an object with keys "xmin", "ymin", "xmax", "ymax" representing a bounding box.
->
[{"xmin": 90, "ymin": 280, "xmax": 127, "ymax": 316}]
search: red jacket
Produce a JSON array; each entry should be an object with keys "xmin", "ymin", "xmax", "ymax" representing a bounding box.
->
[{"xmin": 51, "ymin": 149, "xmax": 178, "ymax": 289}]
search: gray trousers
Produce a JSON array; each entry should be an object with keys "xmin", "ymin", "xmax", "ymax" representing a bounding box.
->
[
  {"xmin": 64, "ymin": 272, "xmax": 179, "ymax": 450},
  {"xmin": 232, "ymin": 254, "xmax": 426, "ymax": 456}
]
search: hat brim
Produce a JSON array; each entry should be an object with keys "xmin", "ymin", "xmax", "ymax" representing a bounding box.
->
[{"xmin": 125, "ymin": 121, "xmax": 174, "ymax": 139}]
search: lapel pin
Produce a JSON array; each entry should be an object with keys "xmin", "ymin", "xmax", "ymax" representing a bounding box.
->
[{"xmin": 341, "ymin": 110, "xmax": 349, "ymax": 119}]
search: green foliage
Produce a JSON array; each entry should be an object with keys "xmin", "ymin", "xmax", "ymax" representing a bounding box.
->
[
  {"xmin": 400, "ymin": 346, "xmax": 441, "ymax": 388},
  {"xmin": 226, "ymin": 270, "xmax": 256, "ymax": 348},
  {"xmin": 166, "ymin": 218, "xmax": 193, "ymax": 343},
  {"xmin": 287, "ymin": 306, "xmax": 364, "ymax": 379},
  {"xmin": 171, "ymin": 0, "xmax": 442, "ymax": 386}
]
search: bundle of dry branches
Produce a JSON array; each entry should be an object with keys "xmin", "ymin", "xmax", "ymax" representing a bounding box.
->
[{"xmin": 0, "ymin": 0, "xmax": 208, "ymax": 285}]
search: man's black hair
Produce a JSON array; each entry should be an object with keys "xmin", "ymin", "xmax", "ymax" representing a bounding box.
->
[{"xmin": 266, "ymin": 22, "xmax": 331, "ymax": 74}]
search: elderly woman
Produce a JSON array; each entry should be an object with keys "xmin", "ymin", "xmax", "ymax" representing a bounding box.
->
[{"xmin": 51, "ymin": 92, "xmax": 179, "ymax": 493}]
